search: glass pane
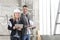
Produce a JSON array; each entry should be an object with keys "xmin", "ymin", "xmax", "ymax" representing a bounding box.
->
[{"xmin": 56, "ymin": 24, "xmax": 60, "ymax": 34}]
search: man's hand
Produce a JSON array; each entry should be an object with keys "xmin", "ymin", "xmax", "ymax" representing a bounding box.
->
[{"xmin": 27, "ymin": 25, "xmax": 36, "ymax": 29}]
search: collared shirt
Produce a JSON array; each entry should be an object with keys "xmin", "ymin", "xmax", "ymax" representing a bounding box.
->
[{"xmin": 23, "ymin": 14, "xmax": 31, "ymax": 34}]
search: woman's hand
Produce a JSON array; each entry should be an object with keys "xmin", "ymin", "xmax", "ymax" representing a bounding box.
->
[
  {"xmin": 17, "ymin": 28, "xmax": 21, "ymax": 31},
  {"xmin": 13, "ymin": 26, "xmax": 16, "ymax": 30},
  {"xmin": 17, "ymin": 27, "xmax": 22, "ymax": 31},
  {"xmin": 13, "ymin": 26, "xmax": 22, "ymax": 31}
]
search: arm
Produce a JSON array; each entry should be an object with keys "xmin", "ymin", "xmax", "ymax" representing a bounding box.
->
[
  {"xmin": 27, "ymin": 20, "xmax": 36, "ymax": 29},
  {"xmin": 8, "ymin": 19, "xmax": 16, "ymax": 30},
  {"xmin": 8, "ymin": 25, "xmax": 16, "ymax": 30}
]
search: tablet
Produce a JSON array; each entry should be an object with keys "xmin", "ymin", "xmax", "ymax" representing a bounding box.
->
[{"xmin": 15, "ymin": 24, "xmax": 23, "ymax": 29}]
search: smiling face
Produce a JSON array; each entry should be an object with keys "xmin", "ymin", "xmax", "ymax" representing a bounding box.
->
[
  {"xmin": 14, "ymin": 12, "xmax": 20, "ymax": 19},
  {"xmin": 23, "ymin": 5, "xmax": 28, "ymax": 14},
  {"xmin": 23, "ymin": 7, "xmax": 28, "ymax": 14}
]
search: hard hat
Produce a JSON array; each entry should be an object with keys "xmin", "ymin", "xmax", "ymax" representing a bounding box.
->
[{"xmin": 13, "ymin": 9, "xmax": 20, "ymax": 13}]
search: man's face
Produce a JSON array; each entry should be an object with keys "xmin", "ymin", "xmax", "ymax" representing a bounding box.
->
[{"xmin": 23, "ymin": 7, "xmax": 28, "ymax": 14}]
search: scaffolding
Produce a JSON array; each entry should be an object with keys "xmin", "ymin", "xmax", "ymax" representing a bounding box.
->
[{"xmin": 54, "ymin": 0, "xmax": 60, "ymax": 35}]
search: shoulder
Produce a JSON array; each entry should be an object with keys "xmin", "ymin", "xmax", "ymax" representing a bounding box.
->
[
  {"xmin": 9, "ymin": 18, "xmax": 13, "ymax": 22},
  {"xmin": 20, "ymin": 13, "xmax": 24, "ymax": 18},
  {"xmin": 21, "ymin": 13, "xmax": 23, "ymax": 16}
]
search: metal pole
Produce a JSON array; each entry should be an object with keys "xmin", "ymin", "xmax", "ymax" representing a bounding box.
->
[{"xmin": 50, "ymin": 0, "xmax": 52, "ymax": 35}]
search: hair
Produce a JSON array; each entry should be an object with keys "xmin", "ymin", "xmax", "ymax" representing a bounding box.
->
[
  {"xmin": 23, "ymin": 5, "xmax": 28, "ymax": 7},
  {"xmin": 12, "ymin": 13, "xmax": 21, "ymax": 21}
]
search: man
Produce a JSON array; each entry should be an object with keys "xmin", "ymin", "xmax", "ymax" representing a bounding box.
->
[{"xmin": 21, "ymin": 5, "xmax": 31, "ymax": 40}]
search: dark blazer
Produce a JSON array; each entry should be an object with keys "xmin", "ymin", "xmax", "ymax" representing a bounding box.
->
[
  {"xmin": 20, "ymin": 13, "xmax": 30, "ymax": 35},
  {"xmin": 8, "ymin": 18, "xmax": 23, "ymax": 36}
]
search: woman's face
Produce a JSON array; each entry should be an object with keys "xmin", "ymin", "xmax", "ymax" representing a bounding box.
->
[{"xmin": 14, "ymin": 12, "xmax": 20, "ymax": 19}]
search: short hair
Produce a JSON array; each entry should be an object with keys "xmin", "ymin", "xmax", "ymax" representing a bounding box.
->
[{"xmin": 23, "ymin": 5, "xmax": 28, "ymax": 7}]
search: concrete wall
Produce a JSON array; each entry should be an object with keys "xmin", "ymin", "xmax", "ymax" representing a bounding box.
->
[
  {"xmin": 0, "ymin": 0, "xmax": 39, "ymax": 36},
  {"xmin": 0, "ymin": 0, "xmax": 19, "ymax": 35}
]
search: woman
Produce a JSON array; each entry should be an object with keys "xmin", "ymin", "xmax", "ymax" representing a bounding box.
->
[{"xmin": 8, "ymin": 9, "xmax": 23, "ymax": 40}]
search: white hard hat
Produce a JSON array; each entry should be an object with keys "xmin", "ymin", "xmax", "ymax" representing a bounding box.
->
[{"xmin": 13, "ymin": 9, "xmax": 20, "ymax": 13}]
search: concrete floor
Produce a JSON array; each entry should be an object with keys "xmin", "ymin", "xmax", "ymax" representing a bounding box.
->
[
  {"xmin": 0, "ymin": 36, "xmax": 10, "ymax": 40},
  {"xmin": 41, "ymin": 35, "xmax": 60, "ymax": 40},
  {"xmin": 0, "ymin": 35, "xmax": 60, "ymax": 40}
]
